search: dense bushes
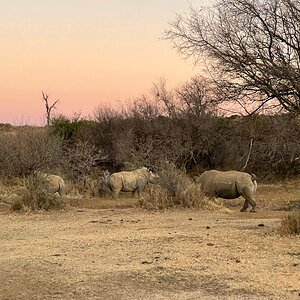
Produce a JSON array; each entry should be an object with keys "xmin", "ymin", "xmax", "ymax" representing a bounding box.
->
[
  {"xmin": 1, "ymin": 80, "xmax": 300, "ymax": 182},
  {"xmin": 0, "ymin": 127, "xmax": 64, "ymax": 177},
  {"xmin": 10, "ymin": 174, "xmax": 66, "ymax": 211},
  {"xmin": 0, "ymin": 107, "xmax": 299, "ymax": 213},
  {"xmin": 0, "ymin": 112, "xmax": 299, "ymax": 181},
  {"xmin": 83, "ymin": 107, "xmax": 300, "ymax": 179},
  {"xmin": 50, "ymin": 115, "xmax": 93, "ymax": 141},
  {"xmin": 139, "ymin": 162, "xmax": 203, "ymax": 210}
]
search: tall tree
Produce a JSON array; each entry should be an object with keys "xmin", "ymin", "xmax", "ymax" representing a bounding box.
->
[{"xmin": 165, "ymin": 0, "xmax": 300, "ymax": 114}]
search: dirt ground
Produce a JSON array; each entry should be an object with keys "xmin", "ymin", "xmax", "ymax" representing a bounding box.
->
[{"xmin": 0, "ymin": 182, "xmax": 300, "ymax": 299}]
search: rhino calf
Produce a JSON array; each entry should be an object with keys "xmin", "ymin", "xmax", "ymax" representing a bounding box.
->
[
  {"xmin": 108, "ymin": 167, "xmax": 158, "ymax": 199},
  {"xmin": 34, "ymin": 171, "xmax": 66, "ymax": 196},
  {"xmin": 197, "ymin": 170, "xmax": 257, "ymax": 212}
]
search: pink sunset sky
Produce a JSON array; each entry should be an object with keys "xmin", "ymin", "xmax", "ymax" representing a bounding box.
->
[{"xmin": 0, "ymin": 0, "xmax": 212, "ymax": 125}]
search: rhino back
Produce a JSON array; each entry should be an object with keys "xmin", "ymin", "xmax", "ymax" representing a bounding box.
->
[
  {"xmin": 198, "ymin": 170, "xmax": 255, "ymax": 199},
  {"xmin": 109, "ymin": 170, "xmax": 148, "ymax": 192},
  {"xmin": 47, "ymin": 175, "xmax": 65, "ymax": 193},
  {"xmin": 122, "ymin": 172, "xmax": 148, "ymax": 191}
]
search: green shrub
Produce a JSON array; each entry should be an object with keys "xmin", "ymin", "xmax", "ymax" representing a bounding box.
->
[{"xmin": 50, "ymin": 115, "xmax": 93, "ymax": 141}]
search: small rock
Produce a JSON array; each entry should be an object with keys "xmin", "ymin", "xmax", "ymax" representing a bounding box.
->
[
  {"xmin": 141, "ymin": 260, "xmax": 153, "ymax": 264},
  {"xmin": 258, "ymin": 223, "xmax": 265, "ymax": 227},
  {"xmin": 207, "ymin": 243, "xmax": 214, "ymax": 246},
  {"xmin": 235, "ymin": 259, "xmax": 241, "ymax": 263},
  {"xmin": 189, "ymin": 218, "xmax": 193, "ymax": 220},
  {"xmin": 206, "ymin": 226, "xmax": 210, "ymax": 229}
]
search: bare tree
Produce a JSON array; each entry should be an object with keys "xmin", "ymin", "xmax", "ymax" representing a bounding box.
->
[
  {"xmin": 42, "ymin": 92, "xmax": 59, "ymax": 126},
  {"xmin": 175, "ymin": 75, "xmax": 219, "ymax": 117},
  {"xmin": 152, "ymin": 78, "xmax": 178, "ymax": 118},
  {"xmin": 165, "ymin": 0, "xmax": 300, "ymax": 114},
  {"xmin": 152, "ymin": 76, "xmax": 218, "ymax": 117}
]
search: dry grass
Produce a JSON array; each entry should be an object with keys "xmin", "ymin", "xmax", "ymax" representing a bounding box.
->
[
  {"xmin": 281, "ymin": 211, "xmax": 300, "ymax": 235},
  {"xmin": 255, "ymin": 179, "xmax": 300, "ymax": 211},
  {"xmin": 11, "ymin": 189, "xmax": 65, "ymax": 212},
  {"xmin": 9, "ymin": 174, "xmax": 66, "ymax": 211},
  {"xmin": 139, "ymin": 164, "xmax": 225, "ymax": 211},
  {"xmin": 0, "ymin": 208, "xmax": 299, "ymax": 299},
  {"xmin": 139, "ymin": 164, "xmax": 202, "ymax": 210},
  {"xmin": 0, "ymin": 127, "xmax": 63, "ymax": 177}
]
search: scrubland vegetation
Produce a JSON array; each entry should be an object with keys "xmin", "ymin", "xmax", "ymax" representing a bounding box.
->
[
  {"xmin": 0, "ymin": 1, "xmax": 299, "ymax": 238},
  {"xmin": 1, "ymin": 74, "xmax": 300, "ymax": 235}
]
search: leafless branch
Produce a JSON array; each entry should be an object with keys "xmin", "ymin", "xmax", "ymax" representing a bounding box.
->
[
  {"xmin": 240, "ymin": 138, "xmax": 254, "ymax": 172},
  {"xmin": 42, "ymin": 91, "xmax": 59, "ymax": 126}
]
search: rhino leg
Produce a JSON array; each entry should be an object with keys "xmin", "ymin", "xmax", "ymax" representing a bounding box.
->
[
  {"xmin": 241, "ymin": 196, "xmax": 256, "ymax": 212},
  {"xmin": 111, "ymin": 190, "xmax": 119, "ymax": 199},
  {"xmin": 241, "ymin": 189, "xmax": 256, "ymax": 212},
  {"xmin": 239, "ymin": 188, "xmax": 257, "ymax": 212},
  {"xmin": 240, "ymin": 200, "xmax": 250, "ymax": 212},
  {"xmin": 248, "ymin": 198, "xmax": 257, "ymax": 212},
  {"xmin": 136, "ymin": 188, "xmax": 143, "ymax": 198},
  {"xmin": 132, "ymin": 189, "xmax": 139, "ymax": 198}
]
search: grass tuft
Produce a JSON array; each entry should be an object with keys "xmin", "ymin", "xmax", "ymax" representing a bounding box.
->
[
  {"xmin": 280, "ymin": 211, "xmax": 300, "ymax": 235},
  {"xmin": 10, "ymin": 174, "xmax": 66, "ymax": 211},
  {"xmin": 139, "ymin": 163, "xmax": 225, "ymax": 211}
]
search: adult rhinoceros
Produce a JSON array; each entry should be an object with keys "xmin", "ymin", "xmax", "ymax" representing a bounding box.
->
[
  {"xmin": 34, "ymin": 171, "xmax": 66, "ymax": 196},
  {"xmin": 108, "ymin": 167, "xmax": 158, "ymax": 199},
  {"xmin": 197, "ymin": 170, "xmax": 257, "ymax": 212}
]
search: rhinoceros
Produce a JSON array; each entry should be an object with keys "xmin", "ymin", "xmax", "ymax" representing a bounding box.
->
[
  {"xmin": 197, "ymin": 170, "xmax": 257, "ymax": 212},
  {"xmin": 108, "ymin": 167, "xmax": 158, "ymax": 199},
  {"xmin": 34, "ymin": 171, "xmax": 66, "ymax": 196}
]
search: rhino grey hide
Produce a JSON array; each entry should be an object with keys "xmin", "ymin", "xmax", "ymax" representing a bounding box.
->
[
  {"xmin": 34, "ymin": 171, "xmax": 66, "ymax": 197},
  {"xmin": 108, "ymin": 167, "xmax": 157, "ymax": 199},
  {"xmin": 197, "ymin": 170, "xmax": 257, "ymax": 212}
]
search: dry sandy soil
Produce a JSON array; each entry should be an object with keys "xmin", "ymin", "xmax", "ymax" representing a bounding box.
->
[{"xmin": 0, "ymin": 181, "xmax": 300, "ymax": 299}]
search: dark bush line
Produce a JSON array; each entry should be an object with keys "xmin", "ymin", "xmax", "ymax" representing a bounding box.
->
[
  {"xmin": 81, "ymin": 112, "xmax": 300, "ymax": 179},
  {"xmin": 0, "ymin": 112, "xmax": 299, "ymax": 180}
]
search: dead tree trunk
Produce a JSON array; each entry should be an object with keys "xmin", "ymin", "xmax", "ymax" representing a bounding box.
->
[{"xmin": 42, "ymin": 92, "xmax": 59, "ymax": 126}]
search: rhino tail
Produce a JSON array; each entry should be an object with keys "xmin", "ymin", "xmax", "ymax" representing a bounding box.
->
[{"xmin": 250, "ymin": 173, "xmax": 257, "ymax": 182}]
